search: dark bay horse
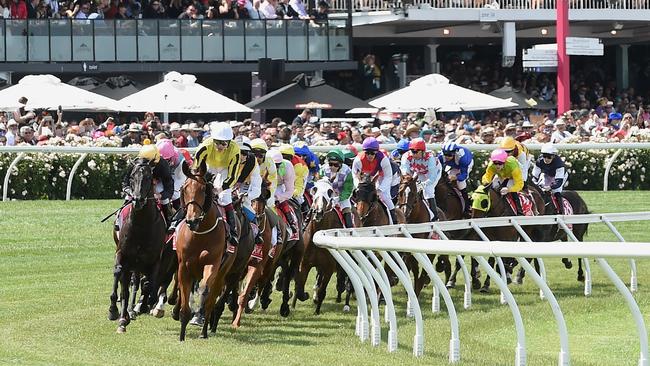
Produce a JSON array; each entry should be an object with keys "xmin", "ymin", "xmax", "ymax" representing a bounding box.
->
[
  {"xmin": 108, "ymin": 158, "xmax": 166, "ymax": 333},
  {"xmin": 173, "ymin": 162, "xmax": 236, "ymax": 341},
  {"xmin": 469, "ymin": 184, "xmax": 544, "ymax": 292},
  {"xmin": 397, "ymin": 175, "xmax": 449, "ymax": 297},
  {"xmin": 295, "ymin": 179, "xmax": 356, "ymax": 314}
]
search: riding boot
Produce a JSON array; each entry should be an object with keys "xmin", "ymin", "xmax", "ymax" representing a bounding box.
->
[
  {"xmin": 388, "ymin": 208, "xmax": 398, "ymax": 225},
  {"xmin": 343, "ymin": 210, "xmax": 354, "ymax": 228},
  {"xmin": 460, "ymin": 188, "xmax": 471, "ymax": 215},
  {"xmin": 225, "ymin": 208, "xmax": 239, "ymax": 246},
  {"xmin": 162, "ymin": 203, "xmax": 175, "ymax": 232},
  {"xmin": 427, "ymin": 197, "xmax": 439, "ymax": 221},
  {"xmin": 510, "ymin": 192, "xmax": 524, "ymax": 216},
  {"xmin": 553, "ymin": 192, "xmax": 565, "ymax": 215},
  {"xmin": 284, "ymin": 208, "xmax": 299, "ymax": 241}
]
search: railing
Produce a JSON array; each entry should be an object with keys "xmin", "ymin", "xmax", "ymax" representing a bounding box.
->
[
  {"xmin": 0, "ymin": 19, "xmax": 351, "ymax": 63},
  {"xmin": 313, "ymin": 212, "xmax": 650, "ymax": 365},
  {"xmin": 1, "ymin": 142, "xmax": 649, "ymax": 201},
  {"xmin": 330, "ymin": 0, "xmax": 650, "ymax": 11}
]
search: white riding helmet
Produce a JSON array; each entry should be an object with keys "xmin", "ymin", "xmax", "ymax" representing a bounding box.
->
[
  {"xmin": 540, "ymin": 143, "xmax": 558, "ymax": 155},
  {"xmin": 268, "ymin": 149, "xmax": 284, "ymax": 164},
  {"xmin": 210, "ymin": 122, "xmax": 234, "ymax": 141},
  {"xmin": 235, "ymin": 135, "xmax": 251, "ymax": 151}
]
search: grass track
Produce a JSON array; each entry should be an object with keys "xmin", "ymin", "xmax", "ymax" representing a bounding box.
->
[{"xmin": 1, "ymin": 192, "xmax": 650, "ymax": 366}]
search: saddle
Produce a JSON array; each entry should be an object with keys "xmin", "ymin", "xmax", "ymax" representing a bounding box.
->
[
  {"xmin": 114, "ymin": 202, "xmax": 167, "ymax": 239},
  {"xmin": 505, "ymin": 192, "xmax": 535, "ymax": 216},
  {"xmin": 450, "ymin": 186, "xmax": 466, "ymax": 213},
  {"xmin": 550, "ymin": 194, "xmax": 574, "ymax": 230},
  {"xmin": 333, "ymin": 205, "xmax": 356, "ymax": 228},
  {"xmin": 276, "ymin": 201, "xmax": 299, "ymax": 242}
]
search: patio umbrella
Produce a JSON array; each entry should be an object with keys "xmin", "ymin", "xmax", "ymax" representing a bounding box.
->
[
  {"xmin": 91, "ymin": 76, "xmax": 141, "ymax": 100},
  {"xmin": 246, "ymin": 74, "xmax": 373, "ymax": 110},
  {"xmin": 0, "ymin": 74, "xmax": 119, "ymax": 112},
  {"xmin": 489, "ymin": 85, "xmax": 555, "ymax": 110},
  {"xmin": 369, "ymin": 74, "xmax": 517, "ymax": 112},
  {"xmin": 119, "ymin": 71, "xmax": 252, "ymax": 113}
]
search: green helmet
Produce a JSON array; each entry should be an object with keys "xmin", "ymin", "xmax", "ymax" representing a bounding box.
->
[
  {"xmin": 342, "ymin": 148, "xmax": 355, "ymax": 160},
  {"xmin": 326, "ymin": 149, "xmax": 346, "ymax": 162}
]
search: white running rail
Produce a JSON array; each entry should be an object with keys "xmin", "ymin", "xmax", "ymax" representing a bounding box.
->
[
  {"xmin": 2, "ymin": 142, "xmax": 650, "ymax": 201},
  {"xmin": 313, "ymin": 212, "xmax": 649, "ymax": 366}
]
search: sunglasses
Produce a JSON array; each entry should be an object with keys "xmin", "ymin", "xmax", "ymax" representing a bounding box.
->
[
  {"xmin": 364, "ymin": 150, "xmax": 376, "ymax": 156},
  {"xmin": 493, "ymin": 161, "xmax": 504, "ymax": 166},
  {"xmin": 254, "ymin": 152, "xmax": 266, "ymax": 159},
  {"xmin": 409, "ymin": 149, "xmax": 421, "ymax": 154},
  {"xmin": 443, "ymin": 152, "xmax": 454, "ymax": 157},
  {"xmin": 215, "ymin": 140, "xmax": 229, "ymax": 147},
  {"xmin": 329, "ymin": 161, "xmax": 341, "ymax": 167},
  {"xmin": 504, "ymin": 149, "xmax": 513, "ymax": 154},
  {"xmin": 542, "ymin": 154, "xmax": 554, "ymax": 159}
]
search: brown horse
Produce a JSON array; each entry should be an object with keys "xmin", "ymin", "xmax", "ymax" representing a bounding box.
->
[
  {"xmin": 355, "ymin": 179, "xmax": 405, "ymax": 227},
  {"xmin": 108, "ymin": 159, "xmax": 166, "ymax": 333},
  {"xmin": 397, "ymin": 174, "xmax": 449, "ymax": 297},
  {"xmin": 470, "ymin": 184, "xmax": 544, "ymax": 292},
  {"xmin": 294, "ymin": 179, "xmax": 357, "ymax": 314},
  {"xmin": 172, "ymin": 162, "xmax": 236, "ymax": 341}
]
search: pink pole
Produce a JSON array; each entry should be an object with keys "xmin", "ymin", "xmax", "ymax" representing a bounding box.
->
[{"xmin": 556, "ymin": 0, "xmax": 570, "ymax": 114}]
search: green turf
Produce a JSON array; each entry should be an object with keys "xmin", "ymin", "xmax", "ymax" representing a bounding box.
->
[{"xmin": 1, "ymin": 192, "xmax": 650, "ymax": 366}]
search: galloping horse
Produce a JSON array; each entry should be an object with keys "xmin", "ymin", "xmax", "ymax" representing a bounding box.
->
[
  {"xmin": 295, "ymin": 179, "xmax": 357, "ymax": 314},
  {"xmin": 397, "ymin": 174, "xmax": 449, "ymax": 297},
  {"xmin": 356, "ymin": 177, "xmax": 405, "ymax": 227},
  {"xmin": 172, "ymin": 162, "xmax": 236, "ymax": 341},
  {"xmin": 470, "ymin": 184, "xmax": 544, "ymax": 292},
  {"xmin": 108, "ymin": 158, "xmax": 166, "ymax": 333}
]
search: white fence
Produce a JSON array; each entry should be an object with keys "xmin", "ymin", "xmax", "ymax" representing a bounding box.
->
[
  {"xmin": 313, "ymin": 212, "xmax": 650, "ymax": 366},
  {"xmin": 330, "ymin": 0, "xmax": 650, "ymax": 11},
  {"xmin": 1, "ymin": 142, "xmax": 649, "ymax": 201}
]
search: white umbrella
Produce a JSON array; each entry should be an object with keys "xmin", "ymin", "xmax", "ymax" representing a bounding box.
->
[
  {"xmin": 369, "ymin": 74, "xmax": 517, "ymax": 112},
  {"xmin": 0, "ymin": 74, "xmax": 120, "ymax": 112},
  {"xmin": 119, "ymin": 72, "xmax": 252, "ymax": 113}
]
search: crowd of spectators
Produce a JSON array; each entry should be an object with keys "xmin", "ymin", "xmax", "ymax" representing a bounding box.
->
[{"xmin": 0, "ymin": 0, "xmax": 329, "ymax": 20}]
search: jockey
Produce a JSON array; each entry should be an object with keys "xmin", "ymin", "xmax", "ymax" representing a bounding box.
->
[
  {"xmin": 352, "ymin": 137, "xmax": 398, "ymax": 224},
  {"xmin": 250, "ymin": 138, "xmax": 278, "ymax": 207},
  {"xmin": 500, "ymin": 136, "xmax": 532, "ymax": 184},
  {"xmin": 156, "ymin": 138, "xmax": 192, "ymax": 207},
  {"xmin": 193, "ymin": 122, "xmax": 242, "ymax": 248},
  {"xmin": 320, "ymin": 149, "xmax": 355, "ymax": 228},
  {"xmin": 233, "ymin": 136, "xmax": 265, "ymax": 256},
  {"xmin": 481, "ymin": 149, "xmax": 524, "ymax": 215},
  {"xmin": 279, "ymin": 144, "xmax": 308, "ymax": 206},
  {"xmin": 293, "ymin": 141, "xmax": 320, "ymax": 187},
  {"xmin": 380, "ymin": 147, "xmax": 401, "ymax": 202},
  {"xmin": 122, "ymin": 144, "xmax": 175, "ymax": 226},
  {"xmin": 390, "ymin": 139, "xmax": 410, "ymax": 163},
  {"xmin": 269, "ymin": 149, "xmax": 300, "ymax": 241},
  {"xmin": 400, "ymin": 138, "xmax": 442, "ymax": 221},
  {"xmin": 438, "ymin": 141, "xmax": 473, "ymax": 214},
  {"xmin": 532, "ymin": 143, "xmax": 568, "ymax": 215}
]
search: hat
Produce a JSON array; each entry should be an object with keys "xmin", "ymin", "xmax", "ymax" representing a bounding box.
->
[
  {"xmin": 481, "ymin": 127, "xmax": 495, "ymax": 135},
  {"xmin": 230, "ymin": 121, "xmax": 243, "ymax": 128},
  {"xmin": 544, "ymin": 120, "xmax": 554, "ymax": 127},
  {"xmin": 337, "ymin": 131, "xmax": 348, "ymax": 140},
  {"xmin": 189, "ymin": 122, "xmax": 202, "ymax": 131},
  {"xmin": 358, "ymin": 120, "xmax": 371, "ymax": 128},
  {"xmin": 181, "ymin": 124, "xmax": 189, "ymax": 131},
  {"xmin": 405, "ymin": 124, "xmax": 420, "ymax": 136},
  {"xmin": 0, "ymin": 123, "xmax": 5, "ymax": 131},
  {"xmin": 554, "ymin": 119, "xmax": 566, "ymax": 126},
  {"xmin": 608, "ymin": 112, "xmax": 623, "ymax": 121},
  {"xmin": 7, "ymin": 119, "xmax": 17, "ymax": 127},
  {"xmin": 380, "ymin": 123, "xmax": 392, "ymax": 131},
  {"xmin": 521, "ymin": 120, "xmax": 533, "ymax": 128},
  {"xmin": 128, "ymin": 123, "xmax": 141, "ymax": 132},
  {"xmin": 505, "ymin": 122, "xmax": 517, "ymax": 130},
  {"xmin": 391, "ymin": 54, "xmax": 401, "ymax": 60},
  {"xmin": 169, "ymin": 122, "xmax": 181, "ymax": 132},
  {"xmin": 371, "ymin": 127, "xmax": 380, "ymax": 133},
  {"xmin": 277, "ymin": 121, "xmax": 287, "ymax": 128}
]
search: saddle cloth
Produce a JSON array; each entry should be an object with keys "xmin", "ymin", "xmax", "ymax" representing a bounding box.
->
[
  {"xmin": 551, "ymin": 195, "xmax": 574, "ymax": 230},
  {"xmin": 505, "ymin": 192, "xmax": 535, "ymax": 216}
]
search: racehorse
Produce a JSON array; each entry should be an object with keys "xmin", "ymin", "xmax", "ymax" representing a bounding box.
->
[
  {"xmin": 356, "ymin": 176, "xmax": 405, "ymax": 227},
  {"xmin": 469, "ymin": 184, "xmax": 544, "ymax": 292},
  {"xmin": 232, "ymin": 182, "xmax": 284, "ymax": 327},
  {"xmin": 516, "ymin": 188, "xmax": 590, "ymax": 283},
  {"xmin": 397, "ymin": 174, "xmax": 449, "ymax": 297},
  {"xmin": 294, "ymin": 179, "xmax": 356, "ymax": 314},
  {"xmin": 108, "ymin": 158, "xmax": 166, "ymax": 333},
  {"xmin": 172, "ymin": 161, "xmax": 236, "ymax": 341}
]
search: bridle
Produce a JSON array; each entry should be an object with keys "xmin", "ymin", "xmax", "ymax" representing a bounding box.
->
[
  {"xmin": 131, "ymin": 162, "xmax": 156, "ymax": 206},
  {"xmin": 398, "ymin": 179, "xmax": 417, "ymax": 218},
  {"xmin": 181, "ymin": 175, "xmax": 216, "ymax": 234}
]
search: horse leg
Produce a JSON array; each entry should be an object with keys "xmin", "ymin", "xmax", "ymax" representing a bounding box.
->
[
  {"xmin": 168, "ymin": 272, "xmax": 179, "ymax": 305},
  {"xmin": 137, "ymin": 275, "xmax": 152, "ymax": 315},
  {"xmin": 314, "ymin": 268, "xmax": 333, "ymax": 315},
  {"xmin": 293, "ymin": 260, "xmax": 311, "ymax": 306},
  {"xmin": 577, "ymin": 258, "xmax": 585, "ymax": 282},
  {"xmin": 128, "ymin": 273, "xmax": 140, "ymax": 318},
  {"xmin": 562, "ymin": 257, "xmax": 573, "ymax": 269},
  {"xmin": 343, "ymin": 277, "xmax": 353, "ymax": 312},
  {"xmin": 209, "ymin": 288, "xmax": 228, "ymax": 334},
  {"xmin": 117, "ymin": 269, "xmax": 131, "ymax": 333},
  {"xmin": 233, "ymin": 265, "xmax": 260, "ymax": 328},
  {"xmin": 260, "ymin": 281, "xmax": 273, "ymax": 310},
  {"xmin": 446, "ymin": 256, "xmax": 461, "ymax": 289},
  {"xmin": 471, "ymin": 257, "xmax": 482, "ymax": 290},
  {"xmin": 178, "ymin": 265, "xmax": 193, "ymax": 341},
  {"xmin": 190, "ymin": 285, "xmax": 208, "ymax": 326},
  {"xmin": 108, "ymin": 255, "xmax": 122, "ymax": 321},
  {"xmin": 480, "ymin": 257, "xmax": 495, "ymax": 293},
  {"xmin": 335, "ymin": 264, "xmax": 345, "ymax": 303}
]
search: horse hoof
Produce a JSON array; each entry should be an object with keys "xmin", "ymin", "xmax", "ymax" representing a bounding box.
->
[
  {"xmin": 190, "ymin": 314, "xmax": 205, "ymax": 326},
  {"xmin": 335, "ymin": 296, "xmax": 342, "ymax": 303},
  {"xmin": 343, "ymin": 305, "xmax": 351, "ymax": 313},
  {"xmin": 297, "ymin": 292, "xmax": 309, "ymax": 302},
  {"xmin": 128, "ymin": 311, "xmax": 137, "ymax": 320},
  {"xmin": 563, "ymin": 259, "xmax": 573, "ymax": 269},
  {"xmin": 172, "ymin": 310, "xmax": 180, "ymax": 321},
  {"xmin": 514, "ymin": 277, "xmax": 523, "ymax": 285},
  {"xmin": 152, "ymin": 308, "xmax": 165, "ymax": 318},
  {"xmin": 280, "ymin": 303, "xmax": 290, "ymax": 317},
  {"xmin": 577, "ymin": 274, "xmax": 585, "ymax": 282},
  {"xmin": 472, "ymin": 279, "xmax": 482, "ymax": 290},
  {"xmin": 133, "ymin": 303, "xmax": 142, "ymax": 314},
  {"xmin": 116, "ymin": 325, "xmax": 126, "ymax": 334},
  {"xmin": 108, "ymin": 307, "xmax": 119, "ymax": 321},
  {"xmin": 479, "ymin": 286, "xmax": 490, "ymax": 293},
  {"xmin": 446, "ymin": 281, "xmax": 456, "ymax": 289},
  {"xmin": 435, "ymin": 261, "xmax": 446, "ymax": 273}
]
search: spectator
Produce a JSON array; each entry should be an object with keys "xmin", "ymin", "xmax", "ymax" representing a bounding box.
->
[
  {"xmin": 177, "ymin": 3, "xmax": 199, "ymax": 18},
  {"xmin": 10, "ymin": 0, "xmax": 28, "ymax": 18},
  {"xmin": 143, "ymin": 0, "xmax": 165, "ymax": 18},
  {"xmin": 186, "ymin": 122, "xmax": 201, "ymax": 147},
  {"xmin": 27, "ymin": 0, "xmax": 37, "ymax": 18},
  {"xmin": 275, "ymin": 0, "xmax": 298, "ymax": 19},
  {"xmin": 360, "ymin": 54, "xmax": 381, "ymax": 99},
  {"xmin": 20, "ymin": 126, "xmax": 36, "ymax": 145},
  {"xmin": 121, "ymin": 123, "xmax": 141, "ymax": 146},
  {"xmin": 312, "ymin": 0, "xmax": 327, "ymax": 22},
  {"xmin": 166, "ymin": 0, "xmax": 183, "ymax": 18},
  {"xmin": 13, "ymin": 97, "xmax": 36, "ymax": 124},
  {"xmin": 5, "ymin": 119, "xmax": 18, "ymax": 146},
  {"xmin": 292, "ymin": 108, "xmax": 312, "ymax": 126},
  {"xmin": 258, "ymin": 0, "xmax": 276, "ymax": 18}
]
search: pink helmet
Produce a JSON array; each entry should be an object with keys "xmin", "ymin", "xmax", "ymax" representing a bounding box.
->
[
  {"xmin": 490, "ymin": 149, "xmax": 508, "ymax": 164},
  {"xmin": 156, "ymin": 139, "xmax": 179, "ymax": 166}
]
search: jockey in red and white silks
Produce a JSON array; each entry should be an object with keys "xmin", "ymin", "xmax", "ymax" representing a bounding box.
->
[
  {"xmin": 352, "ymin": 137, "xmax": 397, "ymax": 223},
  {"xmin": 400, "ymin": 138, "xmax": 442, "ymax": 221}
]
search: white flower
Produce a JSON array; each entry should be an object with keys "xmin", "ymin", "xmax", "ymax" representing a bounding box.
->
[
  {"xmin": 52, "ymin": 177, "xmax": 57, "ymax": 182},
  {"xmin": 87, "ymin": 160, "xmax": 97, "ymax": 170},
  {"xmin": 59, "ymin": 170, "xmax": 66, "ymax": 178},
  {"xmin": 21, "ymin": 190, "xmax": 27, "ymax": 196}
]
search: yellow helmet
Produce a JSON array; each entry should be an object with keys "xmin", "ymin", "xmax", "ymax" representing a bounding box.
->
[
  {"xmin": 499, "ymin": 136, "xmax": 517, "ymax": 151},
  {"xmin": 279, "ymin": 144, "xmax": 295, "ymax": 157},
  {"xmin": 138, "ymin": 144, "xmax": 160, "ymax": 163},
  {"xmin": 250, "ymin": 138, "xmax": 268, "ymax": 152},
  {"xmin": 142, "ymin": 138, "xmax": 152, "ymax": 145}
]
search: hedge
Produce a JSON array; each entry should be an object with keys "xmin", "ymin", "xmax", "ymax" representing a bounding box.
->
[{"xmin": 1, "ymin": 148, "xmax": 648, "ymax": 200}]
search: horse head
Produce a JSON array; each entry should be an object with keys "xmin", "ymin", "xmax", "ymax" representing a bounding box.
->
[
  {"xmin": 130, "ymin": 158, "xmax": 154, "ymax": 211},
  {"xmin": 355, "ymin": 179, "xmax": 378, "ymax": 221},
  {"xmin": 470, "ymin": 184, "xmax": 505, "ymax": 218},
  {"xmin": 398, "ymin": 174, "xmax": 418, "ymax": 218},
  {"xmin": 252, "ymin": 179, "xmax": 270, "ymax": 216},
  {"xmin": 310, "ymin": 178, "xmax": 335, "ymax": 223},
  {"xmin": 181, "ymin": 161, "xmax": 213, "ymax": 231}
]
